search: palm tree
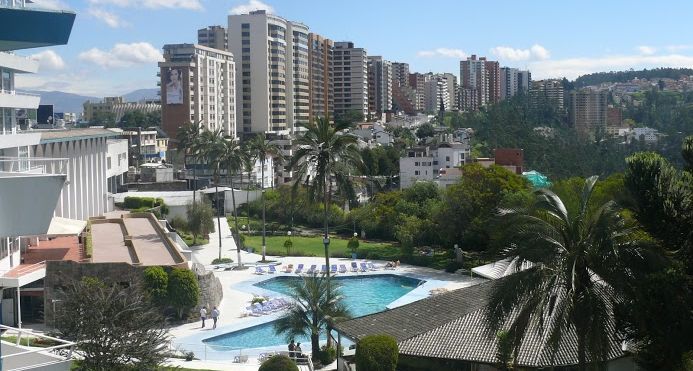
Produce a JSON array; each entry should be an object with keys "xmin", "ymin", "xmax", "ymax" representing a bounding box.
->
[
  {"xmin": 290, "ymin": 117, "xmax": 362, "ymax": 276},
  {"xmin": 487, "ymin": 176, "xmax": 655, "ymax": 370},
  {"xmin": 221, "ymin": 139, "xmax": 247, "ymax": 268},
  {"xmin": 176, "ymin": 122, "xmax": 202, "ymax": 203},
  {"xmin": 247, "ymin": 134, "xmax": 281, "ymax": 261},
  {"xmin": 196, "ymin": 129, "xmax": 227, "ymax": 260},
  {"xmin": 241, "ymin": 141, "xmax": 255, "ymax": 235},
  {"xmin": 273, "ymin": 273, "xmax": 350, "ymax": 360}
]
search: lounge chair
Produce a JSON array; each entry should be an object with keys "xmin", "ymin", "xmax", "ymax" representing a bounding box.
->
[
  {"xmin": 234, "ymin": 355, "xmax": 249, "ymax": 363},
  {"xmin": 307, "ymin": 264, "xmax": 317, "ymax": 274},
  {"xmin": 320, "ymin": 265, "xmax": 328, "ymax": 274},
  {"xmin": 359, "ymin": 262, "xmax": 368, "ymax": 272},
  {"xmin": 284, "ymin": 264, "xmax": 294, "ymax": 273},
  {"xmin": 255, "ymin": 266, "xmax": 266, "ymax": 275},
  {"xmin": 295, "ymin": 264, "xmax": 304, "ymax": 274},
  {"xmin": 268, "ymin": 265, "xmax": 277, "ymax": 274},
  {"xmin": 351, "ymin": 262, "xmax": 359, "ymax": 272},
  {"xmin": 368, "ymin": 262, "xmax": 379, "ymax": 271},
  {"xmin": 331, "ymin": 265, "xmax": 338, "ymax": 274},
  {"xmin": 339, "ymin": 264, "xmax": 348, "ymax": 273}
]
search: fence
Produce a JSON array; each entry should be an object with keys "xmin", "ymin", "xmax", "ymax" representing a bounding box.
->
[
  {"xmin": 0, "ymin": 157, "xmax": 68, "ymax": 175},
  {"xmin": 169, "ymin": 342, "xmax": 313, "ymax": 370}
]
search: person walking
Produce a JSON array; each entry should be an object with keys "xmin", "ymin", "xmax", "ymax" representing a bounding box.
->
[
  {"xmin": 200, "ymin": 306, "xmax": 207, "ymax": 328},
  {"xmin": 211, "ymin": 306, "xmax": 220, "ymax": 329}
]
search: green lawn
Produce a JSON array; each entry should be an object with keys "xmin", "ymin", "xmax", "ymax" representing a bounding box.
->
[{"xmin": 243, "ymin": 235, "xmax": 397, "ymax": 258}]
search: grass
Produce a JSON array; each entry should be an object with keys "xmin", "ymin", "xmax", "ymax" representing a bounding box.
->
[
  {"xmin": 244, "ymin": 235, "xmax": 397, "ymax": 258},
  {"xmin": 178, "ymin": 230, "xmax": 208, "ymax": 247},
  {"xmin": 1, "ymin": 335, "xmax": 59, "ymax": 348}
]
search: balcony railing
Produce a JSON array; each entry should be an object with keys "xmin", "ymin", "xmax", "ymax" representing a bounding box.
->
[
  {"xmin": 0, "ymin": 157, "xmax": 68, "ymax": 175},
  {"xmin": 0, "ymin": 324, "xmax": 76, "ymax": 370}
]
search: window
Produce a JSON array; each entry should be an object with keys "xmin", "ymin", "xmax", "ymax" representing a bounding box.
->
[
  {"xmin": 241, "ymin": 23, "xmax": 249, "ymax": 29},
  {"xmin": 414, "ymin": 171, "xmax": 420, "ymax": 175},
  {"xmin": 414, "ymin": 162, "xmax": 420, "ymax": 166},
  {"xmin": 107, "ymin": 157, "xmax": 112, "ymax": 170},
  {"xmin": 445, "ymin": 156, "xmax": 450, "ymax": 161}
]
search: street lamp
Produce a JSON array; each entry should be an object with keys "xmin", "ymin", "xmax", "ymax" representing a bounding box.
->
[{"xmin": 287, "ymin": 230, "xmax": 292, "ymax": 255}]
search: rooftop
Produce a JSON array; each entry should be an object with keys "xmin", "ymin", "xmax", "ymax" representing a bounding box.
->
[{"xmin": 39, "ymin": 128, "xmax": 119, "ymax": 143}]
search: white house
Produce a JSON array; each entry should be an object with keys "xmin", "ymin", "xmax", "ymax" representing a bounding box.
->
[{"xmin": 399, "ymin": 136, "xmax": 471, "ymax": 189}]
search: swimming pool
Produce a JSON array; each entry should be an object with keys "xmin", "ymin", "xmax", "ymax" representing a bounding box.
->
[{"xmin": 204, "ymin": 274, "xmax": 423, "ymax": 349}]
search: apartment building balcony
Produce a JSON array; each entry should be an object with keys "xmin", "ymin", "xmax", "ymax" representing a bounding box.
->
[
  {"xmin": 0, "ymin": 90, "xmax": 40, "ymax": 109},
  {"xmin": 0, "ymin": 2, "xmax": 76, "ymax": 52},
  {"xmin": 1, "ymin": 324, "xmax": 76, "ymax": 370},
  {"xmin": 0, "ymin": 157, "xmax": 67, "ymax": 237}
]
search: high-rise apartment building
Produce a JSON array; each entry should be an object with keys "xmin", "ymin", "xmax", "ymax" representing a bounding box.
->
[
  {"xmin": 568, "ymin": 89, "xmax": 607, "ymax": 137},
  {"xmin": 408, "ymin": 73, "xmax": 427, "ymax": 112},
  {"xmin": 159, "ymin": 43, "xmax": 236, "ymax": 138},
  {"xmin": 530, "ymin": 79, "xmax": 565, "ymax": 110},
  {"xmin": 460, "ymin": 55, "xmax": 488, "ymax": 109},
  {"xmin": 391, "ymin": 62, "xmax": 410, "ymax": 88},
  {"xmin": 485, "ymin": 60, "xmax": 501, "ymax": 104},
  {"xmin": 307, "ymin": 33, "xmax": 333, "ymax": 122},
  {"xmin": 228, "ymin": 10, "xmax": 309, "ymax": 134},
  {"xmin": 197, "ymin": 25, "xmax": 227, "ymax": 51},
  {"xmin": 440, "ymin": 73, "xmax": 458, "ymax": 110},
  {"xmin": 333, "ymin": 41, "xmax": 369, "ymax": 118},
  {"xmin": 424, "ymin": 73, "xmax": 450, "ymax": 113},
  {"xmin": 367, "ymin": 56, "xmax": 393, "ymax": 115},
  {"xmin": 501, "ymin": 68, "xmax": 532, "ymax": 100},
  {"xmin": 458, "ymin": 87, "xmax": 479, "ymax": 112}
]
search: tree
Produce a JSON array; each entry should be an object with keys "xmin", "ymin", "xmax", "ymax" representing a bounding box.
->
[
  {"xmin": 241, "ymin": 140, "xmax": 256, "ymax": 235},
  {"xmin": 487, "ymin": 176, "xmax": 655, "ymax": 370},
  {"xmin": 197, "ymin": 129, "xmax": 229, "ymax": 260},
  {"xmin": 90, "ymin": 111, "xmax": 117, "ymax": 127},
  {"xmin": 167, "ymin": 268, "xmax": 199, "ymax": 320},
  {"xmin": 222, "ymin": 139, "xmax": 247, "ymax": 267},
  {"xmin": 259, "ymin": 355, "xmax": 299, "ymax": 371},
  {"xmin": 247, "ymin": 133, "xmax": 282, "ymax": 261},
  {"xmin": 415, "ymin": 123, "xmax": 435, "ymax": 139},
  {"xmin": 54, "ymin": 276, "xmax": 169, "ymax": 370},
  {"xmin": 143, "ymin": 266, "xmax": 168, "ymax": 307},
  {"xmin": 355, "ymin": 335, "xmax": 398, "ymax": 371},
  {"xmin": 186, "ymin": 199, "xmax": 214, "ymax": 246},
  {"xmin": 290, "ymin": 117, "xmax": 363, "ymax": 276},
  {"xmin": 119, "ymin": 110, "xmax": 148, "ymax": 128},
  {"xmin": 334, "ymin": 109, "xmax": 364, "ymax": 126},
  {"xmin": 273, "ymin": 274, "xmax": 350, "ymax": 360},
  {"xmin": 177, "ymin": 122, "xmax": 202, "ymax": 204}
]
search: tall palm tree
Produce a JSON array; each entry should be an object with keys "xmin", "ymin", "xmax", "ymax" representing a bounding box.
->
[
  {"xmin": 273, "ymin": 273, "xmax": 350, "ymax": 360},
  {"xmin": 487, "ymin": 176, "xmax": 655, "ymax": 370},
  {"xmin": 221, "ymin": 139, "xmax": 247, "ymax": 268},
  {"xmin": 290, "ymin": 117, "xmax": 362, "ymax": 277},
  {"xmin": 176, "ymin": 122, "xmax": 202, "ymax": 203},
  {"xmin": 247, "ymin": 134, "xmax": 281, "ymax": 261},
  {"xmin": 241, "ymin": 141, "xmax": 255, "ymax": 235},
  {"xmin": 197, "ymin": 129, "xmax": 227, "ymax": 260}
]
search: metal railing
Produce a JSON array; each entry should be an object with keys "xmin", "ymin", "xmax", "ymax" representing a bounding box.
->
[
  {"xmin": 0, "ymin": 157, "xmax": 69, "ymax": 175},
  {"xmin": 0, "ymin": 324, "xmax": 76, "ymax": 370},
  {"xmin": 169, "ymin": 342, "xmax": 314, "ymax": 370}
]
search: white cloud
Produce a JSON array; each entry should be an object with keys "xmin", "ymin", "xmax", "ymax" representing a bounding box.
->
[
  {"xmin": 416, "ymin": 48, "xmax": 467, "ymax": 59},
  {"xmin": 229, "ymin": 0, "xmax": 274, "ymax": 15},
  {"xmin": 87, "ymin": 0, "xmax": 202, "ymax": 10},
  {"xmin": 529, "ymin": 53, "xmax": 693, "ymax": 80},
  {"xmin": 665, "ymin": 44, "xmax": 693, "ymax": 52},
  {"xmin": 637, "ymin": 46, "xmax": 657, "ymax": 55},
  {"xmin": 78, "ymin": 42, "xmax": 163, "ymax": 68},
  {"xmin": 88, "ymin": 8, "xmax": 128, "ymax": 28},
  {"xmin": 491, "ymin": 44, "xmax": 550, "ymax": 61},
  {"xmin": 29, "ymin": 50, "xmax": 66, "ymax": 71}
]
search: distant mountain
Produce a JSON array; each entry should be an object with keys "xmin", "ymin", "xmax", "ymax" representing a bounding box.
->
[
  {"xmin": 30, "ymin": 91, "xmax": 100, "ymax": 113},
  {"xmin": 574, "ymin": 67, "xmax": 693, "ymax": 88},
  {"xmin": 122, "ymin": 88, "xmax": 158, "ymax": 103}
]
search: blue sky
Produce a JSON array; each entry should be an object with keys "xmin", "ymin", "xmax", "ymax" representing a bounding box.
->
[{"xmin": 18, "ymin": 0, "xmax": 693, "ymax": 97}]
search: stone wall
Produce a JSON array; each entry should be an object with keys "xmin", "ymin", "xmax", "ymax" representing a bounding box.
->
[{"xmin": 44, "ymin": 261, "xmax": 223, "ymax": 327}]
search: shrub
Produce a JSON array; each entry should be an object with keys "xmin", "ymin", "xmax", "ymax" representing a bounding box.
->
[
  {"xmin": 170, "ymin": 215, "xmax": 188, "ymax": 231},
  {"xmin": 317, "ymin": 345, "xmax": 337, "ymax": 365},
  {"xmin": 347, "ymin": 237, "xmax": 360, "ymax": 254},
  {"xmin": 211, "ymin": 257, "xmax": 233, "ymax": 265},
  {"xmin": 124, "ymin": 196, "xmax": 156, "ymax": 209},
  {"xmin": 258, "ymin": 355, "xmax": 298, "ymax": 371},
  {"xmin": 251, "ymin": 297, "xmax": 266, "ymax": 305},
  {"xmin": 143, "ymin": 266, "xmax": 168, "ymax": 306},
  {"xmin": 184, "ymin": 351, "xmax": 195, "ymax": 361},
  {"xmin": 355, "ymin": 335, "xmax": 398, "ymax": 371},
  {"xmin": 167, "ymin": 268, "xmax": 199, "ymax": 320},
  {"xmin": 445, "ymin": 261, "xmax": 464, "ymax": 273}
]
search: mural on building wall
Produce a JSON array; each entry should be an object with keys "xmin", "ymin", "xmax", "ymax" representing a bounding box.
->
[{"xmin": 166, "ymin": 68, "xmax": 183, "ymax": 105}]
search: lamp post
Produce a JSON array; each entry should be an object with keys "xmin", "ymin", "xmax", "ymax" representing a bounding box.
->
[{"xmin": 287, "ymin": 230, "xmax": 292, "ymax": 256}]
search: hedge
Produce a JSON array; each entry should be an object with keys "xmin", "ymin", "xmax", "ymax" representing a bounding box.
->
[
  {"xmin": 355, "ymin": 335, "xmax": 398, "ymax": 371},
  {"xmin": 258, "ymin": 355, "xmax": 298, "ymax": 371}
]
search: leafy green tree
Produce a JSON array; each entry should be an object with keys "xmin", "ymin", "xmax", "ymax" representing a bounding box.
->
[
  {"xmin": 90, "ymin": 111, "xmax": 117, "ymax": 127},
  {"xmin": 221, "ymin": 139, "xmax": 247, "ymax": 267},
  {"xmin": 291, "ymin": 117, "xmax": 363, "ymax": 274},
  {"xmin": 335, "ymin": 109, "xmax": 364, "ymax": 126},
  {"xmin": 259, "ymin": 355, "xmax": 299, "ymax": 371},
  {"xmin": 247, "ymin": 133, "xmax": 282, "ymax": 261},
  {"xmin": 186, "ymin": 199, "xmax": 214, "ymax": 245},
  {"xmin": 197, "ymin": 129, "xmax": 229, "ymax": 260},
  {"xmin": 487, "ymin": 176, "xmax": 655, "ymax": 370},
  {"xmin": 355, "ymin": 335, "xmax": 398, "ymax": 371},
  {"xmin": 167, "ymin": 268, "xmax": 199, "ymax": 320},
  {"xmin": 415, "ymin": 123, "xmax": 435, "ymax": 139},
  {"xmin": 54, "ymin": 276, "xmax": 169, "ymax": 370},
  {"xmin": 143, "ymin": 266, "xmax": 168, "ymax": 307},
  {"xmin": 683, "ymin": 136, "xmax": 693, "ymax": 172},
  {"xmin": 273, "ymin": 274, "xmax": 350, "ymax": 360},
  {"xmin": 118, "ymin": 110, "xmax": 148, "ymax": 128}
]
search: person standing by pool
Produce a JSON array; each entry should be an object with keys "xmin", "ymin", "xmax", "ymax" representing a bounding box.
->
[
  {"xmin": 288, "ymin": 339, "xmax": 295, "ymax": 358},
  {"xmin": 200, "ymin": 306, "xmax": 207, "ymax": 328},
  {"xmin": 211, "ymin": 306, "xmax": 220, "ymax": 329}
]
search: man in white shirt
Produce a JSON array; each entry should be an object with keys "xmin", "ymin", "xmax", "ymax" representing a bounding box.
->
[
  {"xmin": 211, "ymin": 306, "xmax": 220, "ymax": 329},
  {"xmin": 200, "ymin": 306, "xmax": 207, "ymax": 328}
]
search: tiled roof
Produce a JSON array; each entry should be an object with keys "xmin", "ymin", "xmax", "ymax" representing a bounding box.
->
[{"xmin": 335, "ymin": 279, "xmax": 627, "ymax": 368}]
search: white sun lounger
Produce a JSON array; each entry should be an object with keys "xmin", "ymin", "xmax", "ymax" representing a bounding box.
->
[
  {"xmin": 295, "ymin": 264, "xmax": 304, "ymax": 274},
  {"xmin": 331, "ymin": 265, "xmax": 338, "ymax": 274},
  {"xmin": 255, "ymin": 266, "xmax": 266, "ymax": 275},
  {"xmin": 339, "ymin": 264, "xmax": 348, "ymax": 273},
  {"xmin": 368, "ymin": 262, "xmax": 378, "ymax": 271},
  {"xmin": 268, "ymin": 265, "xmax": 277, "ymax": 274},
  {"xmin": 351, "ymin": 262, "xmax": 359, "ymax": 272},
  {"xmin": 307, "ymin": 264, "xmax": 317, "ymax": 274},
  {"xmin": 359, "ymin": 262, "xmax": 368, "ymax": 272},
  {"xmin": 321, "ymin": 265, "xmax": 328, "ymax": 274}
]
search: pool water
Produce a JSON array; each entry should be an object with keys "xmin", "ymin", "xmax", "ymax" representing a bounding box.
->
[{"xmin": 204, "ymin": 274, "xmax": 422, "ymax": 349}]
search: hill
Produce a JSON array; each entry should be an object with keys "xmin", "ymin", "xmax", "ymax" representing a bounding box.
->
[
  {"xmin": 574, "ymin": 67, "xmax": 693, "ymax": 88},
  {"xmin": 122, "ymin": 88, "xmax": 158, "ymax": 102},
  {"xmin": 32, "ymin": 91, "xmax": 100, "ymax": 113}
]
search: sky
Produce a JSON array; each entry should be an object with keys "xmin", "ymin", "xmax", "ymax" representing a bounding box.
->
[{"xmin": 17, "ymin": 0, "xmax": 693, "ymax": 97}]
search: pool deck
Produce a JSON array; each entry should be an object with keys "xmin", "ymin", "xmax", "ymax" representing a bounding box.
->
[{"xmin": 168, "ymin": 217, "xmax": 487, "ymax": 366}]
